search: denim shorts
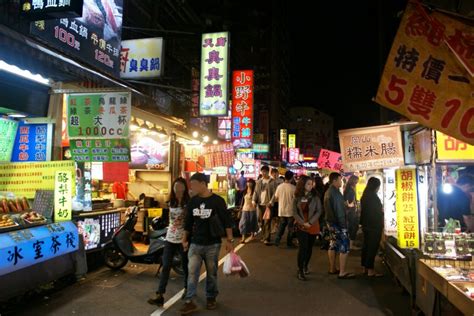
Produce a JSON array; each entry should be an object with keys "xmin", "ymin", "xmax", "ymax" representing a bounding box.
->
[{"xmin": 327, "ymin": 223, "xmax": 350, "ymax": 254}]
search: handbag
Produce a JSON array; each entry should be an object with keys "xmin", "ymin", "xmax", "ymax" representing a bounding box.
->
[
  {"xmin": 209, "ymin": 210, "xmax": 226, "ymax": 238},
  {"xmin": 263, "ymin": 207, "xmax": 271, "ymax": 220}
]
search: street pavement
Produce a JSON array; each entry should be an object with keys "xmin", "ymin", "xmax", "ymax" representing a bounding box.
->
[{"xmin": 2, "ymin": 238, "xmax": 410, "ymax": 316}]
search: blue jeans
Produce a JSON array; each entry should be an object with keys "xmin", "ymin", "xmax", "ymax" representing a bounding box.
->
[
  {"xmin": 185, "ymin": 243, "xmax": 221, "ymax": 300},
  {"xmin": 157, "ymin": 241, "xmax": 189, "ymax": 294}
]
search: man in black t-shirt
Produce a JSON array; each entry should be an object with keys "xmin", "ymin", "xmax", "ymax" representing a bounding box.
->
[{"xmin": 180, "ymin": 173, "xmax": 234, "ymax": 315}]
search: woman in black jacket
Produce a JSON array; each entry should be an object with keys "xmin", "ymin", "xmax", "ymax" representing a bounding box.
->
[{"xmin": 360, "ymin": 177, "xmax": 384, "ymax": 277}]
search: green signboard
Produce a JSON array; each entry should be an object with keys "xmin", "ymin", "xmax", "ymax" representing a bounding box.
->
[
  {"xmin": 0, "ymin": 118, "xmax": 18, "ymax": 162},
  {"xmin": 252, "ymin": 144, "xmax": 269, "ymax": 153},
  {"xmin": 70, "ymin": 139, "xmax": 130, "ymax": 162},
  {"xmin": 67, "ymin": 92, "xmax": 131, "ymax": 139}
]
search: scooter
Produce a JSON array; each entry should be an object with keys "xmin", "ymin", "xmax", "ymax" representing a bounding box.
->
[{"xmin": 103, "ymin": 206, "xmax": 184, "ymax": 276}]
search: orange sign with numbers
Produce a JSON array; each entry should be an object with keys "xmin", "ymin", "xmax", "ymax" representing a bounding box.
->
[{"xmin": 375, "ymin": 2, "xmax": 474, "ymax": 145}]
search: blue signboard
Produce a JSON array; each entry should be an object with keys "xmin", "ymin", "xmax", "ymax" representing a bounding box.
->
[
  {"xmin": 0, "ymin": 221, "xmax": 79, "ymax": 276},
  {"xmin": 11, "ymin": 122, "xmax": 51, "ymax": 162}
]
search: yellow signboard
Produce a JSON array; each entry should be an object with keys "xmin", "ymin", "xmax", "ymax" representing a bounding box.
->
[
  {"xmin": 436, "ymin": 131, "xmax": 474, "ymax": 161},
  {"xmin": 0, "ymin": 161, "xmax": 75, "ymax": 199},
  {"xmin": 375, "ymin": 3, "xmax": 474, "ymax": 145},
  {"xmin": 356, "ymin": 176, "xmax": 366, "ymax": 201},
  {"xmin": 288, "ymin": 134, "xmax": 296, "ymax": 148},
  {"xmin": 396, "ymin": 169, "xmax": 419, "ymax": 249},
  {"xmin": 54, "ymin": 170, "xmax": 72, "ymax": 222}
]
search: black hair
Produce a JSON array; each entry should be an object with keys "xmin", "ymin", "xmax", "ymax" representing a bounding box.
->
[
  {"xmin": 271, "ymin": 168, "xmax": 279, "ymax": 174},
  {"xmin": 240, "ymin": 170, "xmax": 245, "ymax": 175},
  {"xmin": 329, "ymin": 172, "xmax": 341, "ymax": 184},
  {"xmin": 190, "ymin": 172, "xmax": 209, "ymax": 184},
  {"xmin": 139, "ymin": 193, "xmax": 146, "ymax": 200},
  {"xmin": 261, "ymin": 165, "xmax": 270, "ymax": 172},
  {"xmin": 284, "ymin": 170, "xmax": 294, "ymax": 181},
  {"xmin": 169, "ymin": 177, "xmax": 190, "ymax": 208},
  {"xmin": 361, "ymin": 177, "xmax": 381, "ymax": 200}
]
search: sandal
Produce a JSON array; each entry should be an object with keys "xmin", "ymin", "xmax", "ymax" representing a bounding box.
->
[
  {"xmin": 337, "ymin": 273, "xmax": 356, "ymax": 279},
  {"xmin": 367, "ymin": 273, "xmax": 384, "ymax": 278},
  {"xmin": 328, "ymin": 270, "xmax": 340, "ymax": 275}
]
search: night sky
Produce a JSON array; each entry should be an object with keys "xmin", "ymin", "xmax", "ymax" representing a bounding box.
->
[{"xmin": 289, "ymin": 0, "xmax": 406, "ymax": 131}]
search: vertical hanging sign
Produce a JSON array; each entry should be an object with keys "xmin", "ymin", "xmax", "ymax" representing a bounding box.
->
[
  {"xmin": 199, "ymin": 32, "xmax": 229, "ymax": 117},
  {"xmin": 54, "ymin": 170, "xmax": 72, "ymax": 222},
  {"xmin": 231, "ymin": 70, "xmax": 254, "ymax": 149},
  {"xmin": 396, "ymin": 168, "xmax": 419, "ymax": 249}
]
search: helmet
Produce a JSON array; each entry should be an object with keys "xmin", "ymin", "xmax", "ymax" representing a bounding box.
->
[{"xmin": 151, "ymin": 216, "xmax": 167, "ymax": 231}]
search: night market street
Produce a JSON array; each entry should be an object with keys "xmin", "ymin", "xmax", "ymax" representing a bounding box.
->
[{"xmin": 3, "ymin": 238, "xmax": 409, "ymax": 316}]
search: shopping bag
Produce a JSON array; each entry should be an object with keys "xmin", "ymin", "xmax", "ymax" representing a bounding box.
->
[
  {"xmin": 263, "ymin": 207, "xmax": 271, "ymax": 220},
  {"xmin": 223, "ymin": 253, "xmax": 233, "ymax": 275},
  {"xmin": 239, "ymin": 258, "xmax": 250, "ymax": 278},
  {"xmin": 224, "ymin": 252, "xmax": 246, "ymax": 276}
]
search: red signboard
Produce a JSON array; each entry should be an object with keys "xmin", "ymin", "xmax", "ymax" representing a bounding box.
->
[
  {"xmin": 317, "ymin": 149, "xmax": 342, "ymax": 171},
  {"xmin": 232, "ymin": 70, "xmax": 254, "ymax": 149},
  {"xmin": 289, "ymin": 148, "xmax": 300, "ymax": 163}
]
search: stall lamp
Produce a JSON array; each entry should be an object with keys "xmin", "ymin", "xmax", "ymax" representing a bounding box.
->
[
  {"xmin": 442, "ymin": 183, "xmax": 453, "ymax": 194},
  {"xmin": 192, "ymin": 131, "xmax": 199, "ymax": 138},
  {"xmin": 203, "ymin": 136, "xmax": 210, "ymax": 143},
  {"xmin": 139, "ymin": 122, "xmax": 149, "ymax": 133},
  {"xmin": 0, "ymin": 59, "xmax": 50, "ymax": 86},
  {"xmin": 8, "ymin": 113, "xmax": 27, "ymax": 118},
  {"xmin": 130, "ymin": 118, "xmax": 139, "ymax": 131},
  {"xmin": 212, "ymin": 140, "xmax": 218, "ymax": 145}
]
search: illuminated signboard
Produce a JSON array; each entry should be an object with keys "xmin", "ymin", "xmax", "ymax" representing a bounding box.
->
[
  {"xmin": 231, "ymin": 70, "xmax": 254, "ymax": 148},
  {"xmin": 120, "ymin": 37, "xmax": 164, "ymax": 79}
]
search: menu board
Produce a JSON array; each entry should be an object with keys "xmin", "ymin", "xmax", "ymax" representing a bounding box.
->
[{"xmin": 0, "ymin": 118, "xmax": 18, "ymax": 162}]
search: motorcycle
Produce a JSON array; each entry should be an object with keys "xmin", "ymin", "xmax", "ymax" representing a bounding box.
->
[{"xmin": 103, "ymin": 206, "xmax": 184, "ymax": 276}]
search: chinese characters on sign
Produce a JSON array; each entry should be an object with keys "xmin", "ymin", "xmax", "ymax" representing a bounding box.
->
[
  {"xmin": 67, "ymin": 92, "xmax": 131, "ymax": 139},
  {"xmin": 0, "ymin": 118, "xmax": 19, "ymax": 162},
  {"xmin": 0, "ymin": 161, "xmax": 75, "ymax": 199},
  {"xmin": 317, "ymin": 149, "xmax": 342, "ymax": 171},
  {"xmin": 54, "ymin": 170, "xmax": 72, "ymax": 222},
  {"xmin": 288, "ymin": 148, "xmax": 300, "ymax": 164},
  {"xmin": 199, "ymin": 32, "xmax": 229, "ymax": 116},
  {"xmin": 339, "ymin": 126, "xmax": 405, "ymax": 172},
  {"xmin": 70, "ymin": 139, "xmax": 130, "ymax": 162},
  {"xmin": 203, "ymin": 143, "xmax": 234, "ymax": 169},
  {"xmin": 190, "ymin": 68, "xmax": 212, "ymax": 131},
  {"xmin": 280, "ymin": 129, "xmax": 288, "ymax": 146},
  {"xmin": 396, "ymin": 169, "xmax": 419, "ymax": 249},
  {"xmin": 12, "ymin": 122, "xmax": 51, "ymax": 162},
  {"xmin": 120, "ymin": 38, "xmax": 164, "ymax": 79},
  {"xmin": 30, "ymin": 0, "xmax": 123, "ymax": 76},
  {"xmin": 0, "ymin": 221, "xmax": 78, "ymax": 276},
  {"xmin": 436, "ymin": 131, "xmax": 474, "ymax": 161},
  {"xmin": 383, "ymin": 169, "xmax": 397, "ymax": 237},
  {"xmin": 375, "ymin": 3, "xmax": 474, "ymax": 145},
  {"xmin": 21, "ymin": 0, "xmax": 83, "ymax": 20},
  {"xmin": 288, "ymin": 134, "xmax": 296, "ymax": 149},
  {"xmin": 231, "ymin": 70, "xmax": 254, "ymax": 148}
]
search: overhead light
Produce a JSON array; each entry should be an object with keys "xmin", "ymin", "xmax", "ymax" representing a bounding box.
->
[
  {"xmin": 0, "ymin": 59, "xmax": 50, "ymax": 86},
  {"xmin": 203, "ymin": 136, "xmax": 210, "ymax": 143},
  {"xmin": 8, "ymin": 113, "xmax": 27, "ymax": 118},
  {"xmin": 212, "ymin": 140, "xmax": 218, "ymax": 145},
  {"xmin": 192, "ymin": 131, "xmax": 199, "ymax": 138},
  {"xmin": 130, "ymin": 117, "xmax": 139, "ymax": 131},
  {"xmin": 443, "ymin": 183, "xmax": 453, "ymax": 194}
]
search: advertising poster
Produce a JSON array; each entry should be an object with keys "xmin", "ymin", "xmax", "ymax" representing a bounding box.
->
[{"xmin": 129, "ymin": 131, "xmax": 169, "ymax": 171}]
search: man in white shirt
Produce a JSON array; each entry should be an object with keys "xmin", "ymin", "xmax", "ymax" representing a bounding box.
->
[{"xmin": 270, "ymin": 171, "xmax": 296, "ymax": 248}]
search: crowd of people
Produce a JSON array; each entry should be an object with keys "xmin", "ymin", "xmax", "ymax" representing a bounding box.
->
[{"xmin": 147, "ymin": 168, "xmax": 386, "ymax": 314}]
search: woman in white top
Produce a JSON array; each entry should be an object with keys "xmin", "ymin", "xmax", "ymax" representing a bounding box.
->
[
  {"xmin": 149, "ymin": 178, "xmax": 190, "ymax": 306},
  {"xmin": 239, "ymin": 179, "xmax": 258, "ymax": 244}
]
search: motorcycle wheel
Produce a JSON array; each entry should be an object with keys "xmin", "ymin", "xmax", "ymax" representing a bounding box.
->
[
  {"xmin": 104, "ymin": 247, "xmax": 129, "ymax": 270},
  {"xmin": 171, "ymin": 252, "xmax": 184, "ymax": 276}
]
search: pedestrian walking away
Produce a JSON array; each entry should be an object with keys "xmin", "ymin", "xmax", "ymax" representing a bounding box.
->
[
  {"xmin": 252, "ymin": 165, "xmax": 277, "ymax": 245},
  {"xmin": 360, "ymin": 177, "xmax": 384, "ymax": 278},
  {"xmin": 270, "ymin": 170, "xmax": 296, "ymax": 248},
  {"xmin": 344, "ymin": 175, "xmax": 360, "ymax": 251},
  {"xmin": 294, "ymin": 176, "xmax": 322, "ymax": 280},
  {"xmin": 148, "ymin": 177, "xmax": 190, "ymax": 306},
  {"xmin": 180, "ymin": 173, "xmax": 234, "ymax": 315},
  {"xmin": 239, "ymin": 179, "xmax": 258, "ymax": 243},
  {"xmin": 324, "ymin": 172, "xmax": 355, "ymax": 279}
]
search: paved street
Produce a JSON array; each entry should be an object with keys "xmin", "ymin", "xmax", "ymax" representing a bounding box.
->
[{"xmin": 3, "ymin": 237, "xmax": 410, "ymax": 316}]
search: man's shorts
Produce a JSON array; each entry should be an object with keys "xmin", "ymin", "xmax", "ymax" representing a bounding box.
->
[{"xmin": 327, "ymin": 223, "xmax": 350, "ymax": 254}]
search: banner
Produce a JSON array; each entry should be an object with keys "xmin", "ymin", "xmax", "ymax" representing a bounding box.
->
[
  {"xmin": 383, "ymin": 169, "xmax": 397, "ymax": 237},
  {"xmin": 0, "ymin": 221, "xmax": 78, "ymax": 276},
  {"xmin": 120, "ymin": 37, "xmax": 164, "ymax": 79},
  {"xmin": 30, "ymin": 0, "xmax": 123, "ymax": 76},
  {"xmin": 54, "ymin": 171, "xmax": 73, "ymax": 222},
  {"xmin": 436, "ymin": 131, "xmax": 474, "ymax": 161},
  {"xmin": 129, "ymin": 131, "xmax": 169, "ymax": 171},
  {"xmin": 252, "ymin": 144, "xmax": 269, "ymax": 153},
  {"xmin": 280, "ymin": 129, "xmax": 287, "ymax": 146},
  {"xmin": 317, "ymin": 149, "xmax": 342, "ymax": 171},
  {"xmin": 288, "ymin": 134, "xmax": 296, "ymax": 148},
  {"xmin": 70, "ymin": 138, "xmax": 130, "ymax": 162},
  {"xmin": 231, "ymin": 70, "xmax": 254, "ymax": 148},
  {"xmin": 375, "ymin": 3, "xmax": 474, "ymax": 145},
  {"xmin": 21, "ymin": 0, "xmax": 83, "ymax": 19},
  {"xmin": 11, "ymin": 122, "xmax": 52, "ymax": 162},
  {"xmin": 289, "ymin": 148, "xmax": 300, "ymax": 163},
  {"xmin": 0, "ymin": 161, "xmax": 75, "ymax": 198},
  {"xmin": 67, "ymin": 92, "xmax": 131, "ymax": 139},
  {"xmin": 339, "ymin": 126, "xmax": 404, "ymax": 172},
  {"xmin": 0, "ymin": 118, "xmax": 18, "ymax": 162},
  {"xmin": 396, "ymin": 168, "xmax": 419, "ymax": 249},
  {"xmin": 190, "ymin": 67, "xmax": 211, "ymax": 131},
  {"xmin": 199, "ymin": 32, "xmax": 229, "ymax": 116}
]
